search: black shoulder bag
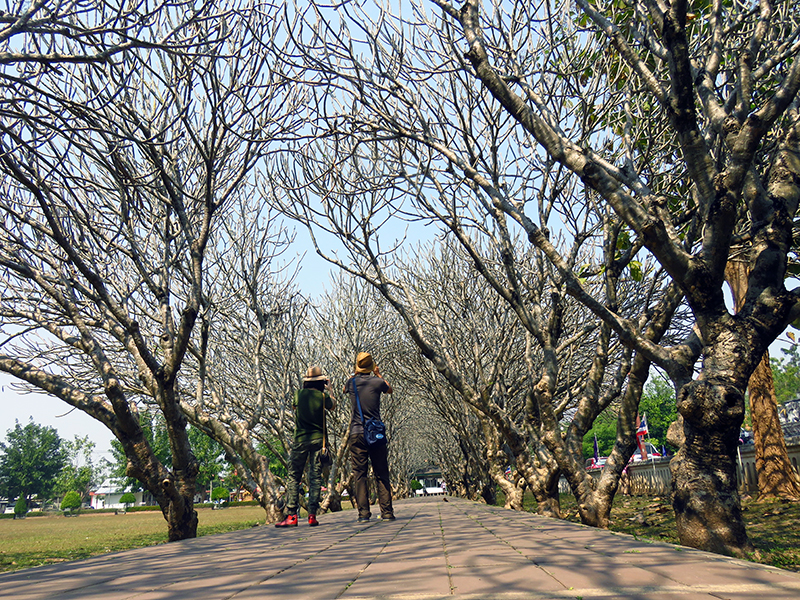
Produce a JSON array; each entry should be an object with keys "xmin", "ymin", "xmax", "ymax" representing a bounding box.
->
[{"xmin": 352, "ymin": 377, "xmax": 387, "ymax": 445}]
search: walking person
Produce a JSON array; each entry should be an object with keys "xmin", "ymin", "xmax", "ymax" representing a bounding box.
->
[
  {"xmin": 276, "ymin": 365, "xmax": 336, "ymax": 528},
  {"xmin": 344, "ymin": 352, "xmax": 395, "ymax": 522}
]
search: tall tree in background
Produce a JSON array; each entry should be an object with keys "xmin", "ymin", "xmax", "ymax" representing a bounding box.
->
[
  {"xmin": 54, "ymin": 435, "xmax": 104, "ymax": 503},
  {"xmin": 0, "ymin": 420, "xmax": 66, "ymax": 507},
  {"xmin": 584, "ymin": 376, "xmax": 678, "ymax": 457},
  {"xmin": 771, "ymin": 346, "xmax": 800, "ymax": 405}
]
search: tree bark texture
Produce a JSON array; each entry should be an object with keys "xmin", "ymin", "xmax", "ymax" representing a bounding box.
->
[
  {"xmin": 521, "ymin": 454, "xmax": 561, "ymax": 518},
  {"xmin": 162, "ymin": 489, "xmax": 199, "ymax": 542},
  {"xmin": 725, "ymin": 260, "xmax": 800, "ymax": 499},
  {"xmin": 531, "ymin": 470, "xmax": 561, "ymax": 518},
  {"xmin": 747, "ymin": 352, "xmax": 800, "ymax": 499},
  {"xmin": 670, "ymin": 380, "xmax": 754, "ymax": 557}
]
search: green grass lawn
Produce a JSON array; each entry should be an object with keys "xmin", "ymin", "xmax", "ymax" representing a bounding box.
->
[
  {"xmin": 0, "ymin": 506, "xmax": 267, "ymax": 572},
  {"xmin": 498, "ymin": 491, "xmax": 800, "ymax": 572}
]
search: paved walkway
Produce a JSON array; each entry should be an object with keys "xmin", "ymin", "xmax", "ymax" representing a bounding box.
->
[{"xmin": 2, "ymin": 496, "xmax": 800, "ymax": 599}]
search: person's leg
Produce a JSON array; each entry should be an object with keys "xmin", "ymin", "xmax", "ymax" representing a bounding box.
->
[
  {"xmin": 306, "ymin": 439, "xmax": 324, "ymax": 517},
  {"xmin": 369, "ymin": 442, "xmax": 394, "ymax": 518},
  {"xmin": 284, "ymin": 439, "xmax": 308, "ymax": 515},
  {"xmin": 277, "ymin": 439, "xmax": 307, "ymax": 527},
  {"xmin": 349, "ymin": 433, "xmax": 371, "ymax": 520}
]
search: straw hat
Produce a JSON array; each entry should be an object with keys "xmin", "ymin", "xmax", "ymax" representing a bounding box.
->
[
  {"xmin": 303, "ymin": 365, "xmax": 329, "ymax": 382},
  {"xmin": 355, "ymin": 352, "xmax": 375, "ymax": 374}
]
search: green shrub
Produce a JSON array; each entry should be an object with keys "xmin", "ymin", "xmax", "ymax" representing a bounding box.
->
[
  {"xmin": 409, "ymin": 480, "xmax": 423, "ymax": 491},
  {"xmin": 14, "ymin": 497, "xmax": 28, "ymax": 517},
  {"xmin": 227, "ymin": 500, "xmax": 259, "ymax": 507},
  {"xmin": 61, "ymin": 491, "xmax": 82, "ymax": 513},
  {"xmin": 119, "ymin": 492, "xmax": 136, "ymax": 507},
  {"xmin": 211, "ymin": 487, "xmax": 230, "ymax": 503}
]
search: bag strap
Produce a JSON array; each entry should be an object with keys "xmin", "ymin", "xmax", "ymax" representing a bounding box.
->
[{"xmin": 322, "ymin": 392, "xmax": 329, "ymax": 452}]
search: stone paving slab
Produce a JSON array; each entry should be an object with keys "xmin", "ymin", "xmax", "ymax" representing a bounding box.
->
[{"xmin": 2, "ymin": 496, "xmax": 800, "ymax": 599}]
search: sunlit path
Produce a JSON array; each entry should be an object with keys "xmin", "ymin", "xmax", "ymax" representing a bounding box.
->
[{"xmin": 1, "ymin": 497, "xmax": 799, "ymax": 599}]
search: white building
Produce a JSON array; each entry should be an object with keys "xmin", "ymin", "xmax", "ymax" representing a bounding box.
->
[{"xmin": 90, "ymin": 480, "xmax": 150, "ymax": 509}]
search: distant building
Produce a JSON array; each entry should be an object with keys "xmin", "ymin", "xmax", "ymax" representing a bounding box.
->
[
  {"xmin": 90, "ymin": 480, "xmax": 154, "ymax": 509},
  {"xmin": 410, "ymin": 465, "xmax": 444, "ymax": 495}
]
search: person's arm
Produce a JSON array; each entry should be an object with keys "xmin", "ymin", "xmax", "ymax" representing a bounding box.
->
[{"xmin": 374, "ymin": 365, "xmax": 392, "ymax": 394}]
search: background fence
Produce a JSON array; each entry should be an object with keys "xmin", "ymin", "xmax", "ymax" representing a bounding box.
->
[{"xmin": 560, "ymin": 437, "xmax": 800, "ymax": 496}]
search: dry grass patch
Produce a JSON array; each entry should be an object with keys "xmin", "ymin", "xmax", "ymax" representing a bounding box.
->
[{"xmin": 507, "ymin": 491, "xmax": 800, "ymax": 572}]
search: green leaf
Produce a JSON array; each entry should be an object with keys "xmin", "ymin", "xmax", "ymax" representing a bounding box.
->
[{"xmin": 629, "ymin": 260, "xmax": 643, "ymax": 282}]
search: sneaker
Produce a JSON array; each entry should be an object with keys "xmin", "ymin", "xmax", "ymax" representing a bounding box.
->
[
  {"xmin": 378, "ymin": 514, "xmax": 396, "ymax": 521},
  {"xmin": 357, "ymin": 515, "xmax": 371, "ymax": 523},
  {"xmin": 275, "ymin": 514, "xmax": 298, "ymax": 527},
  {"xmin": 308, "ymin": 514, "xmax": 319, "ymax": 526}
]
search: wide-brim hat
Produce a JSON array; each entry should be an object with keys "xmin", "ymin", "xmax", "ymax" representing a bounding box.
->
[
  {"xmin": 303, "ymin": 365, "xmax": 328, "ymax": 382},
  {"xmin": 355, "ymin": 352, "xmax": 374, "ymax": 374}
]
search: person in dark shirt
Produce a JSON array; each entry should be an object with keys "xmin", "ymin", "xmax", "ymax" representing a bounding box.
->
[
  {"xmin": 276, "ymin": 365, "xmax": 336, "ymax": 527},
  {"xmin": 343, "ymin": 352, "xmax": 395, "ymax": 522}
]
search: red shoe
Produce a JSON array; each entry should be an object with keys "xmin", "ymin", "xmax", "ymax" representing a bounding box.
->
[
  {"xmin": 275, "ymin": 514, "xmax": 298, "ymax": 527},
  {"xmin": 308, "ymin": 514, "xmax": 319, "ymax": 526}
]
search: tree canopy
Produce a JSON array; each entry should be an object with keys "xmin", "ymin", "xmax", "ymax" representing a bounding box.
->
[
  {"xmin": 0, "ymin": 420, "xmax": 67, "ymax": 503},
  {"xmin": 771, "ymin": 346, "xmax": 800, "ymax": 405},
  {"xmin": 1, "ymin": 0, "xmax": 799, "ymax": 559}
]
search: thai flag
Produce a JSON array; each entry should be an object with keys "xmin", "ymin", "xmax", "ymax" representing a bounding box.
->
[
  {"xmin": 636, "ymin": 414, "xmax": 649, "ymax": 436},
  {"xmin": 635, "ymin": 414, "xmax": 648, "ymax": 457}
]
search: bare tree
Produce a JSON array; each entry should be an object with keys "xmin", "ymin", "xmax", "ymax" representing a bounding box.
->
[
  {"xmin": 428, "ymin": 0, "xmax": 800, "ymax": 557},
  {"xmin": 274, "ymin": 0, "xmax": 800, "ymax": 557},
  {"xmin": 177, "ymin": 202, "xmax": 307, "ymax": 522},
  {"xmin": 0, "ymin": 2, "xmax": 301, "ymax": 539},
  {"xmin": 275, "ymin": 9, "xmax": 684, "ymax": 527},
  {"xmin": 399, "ymin": 344, "xmax": 502, "ymax": 505}
]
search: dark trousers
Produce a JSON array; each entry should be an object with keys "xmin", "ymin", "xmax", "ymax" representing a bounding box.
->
[
  {"xmin": 349, "ymin": 433, "xmax": 393, "ymax": 519},
  {"xmin": 285, "ymin": 437, "xmax": 323, "ymax": 516}
]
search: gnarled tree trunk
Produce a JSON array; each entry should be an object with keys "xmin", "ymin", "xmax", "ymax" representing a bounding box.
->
[
  {"xmin": 726, "ymin": 260, "xmax": 800, "ymax": 500},
  {"xmin": 747, "ymin": 352, "xmax": 800, "ymax": 499},
  {"xmin": 669, "ymin": 379, "xmax": 753, "ymax": 557}
]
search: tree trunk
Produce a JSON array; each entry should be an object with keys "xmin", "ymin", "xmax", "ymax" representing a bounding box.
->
[
  {"xmin": 669, "ymin": 379, "xmax": 754, "ymax": 557},
  {"xmin": 321, "ymin": 487, "xmax": 343, "ymax": 513},
  {"xmin": 592, "ymin": 355, "xmax": 651, "ymax": 528},
  {"xmin": 162, "ymin": 493, "xmax": 199, "ymax": 542},
  {"xmin": 748, "ymin": 352, "xmax": 800, "ymax": 499},
  {"xmin": 479, "ymin": 480, "xmax": 497, "ymax": 505},
  {"xmin": 492, "ymin": 465, "xmax": 524, "ymax": 510},
  {"xmin": 528, "ymin": 464, "xmax": 561, "ymax": 518},
  {"xmin": 725, "ymin": 260, "xmax": 800, "ymax": 499}
]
